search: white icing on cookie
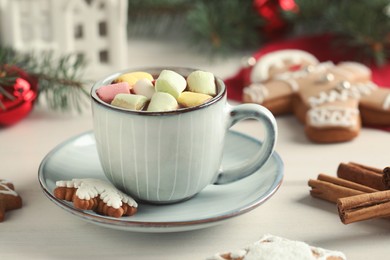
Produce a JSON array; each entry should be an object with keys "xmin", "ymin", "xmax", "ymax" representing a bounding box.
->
[
  {"xmin": 250, "ymin": 50, "xmax": 319, "ymax": 83},
  {"xmin": 308, "ymin": 82, "xmax": 377, "ymax": 107},
  {"xmin": 207, "ymin": 234, "xmax": 346, "ymax": 260},
  {"xmin": 274, "ymin": 62, "xmax": 334, "ymax": 92},
  {"xmin": 308, "ymin": 106, "xmax": 359, "ymax": 127},
  {"xmin": 0, "ymin": 180, "xmax": 18, "ymax": 196},
  {"xmin": 383, "ymin": 94, "xmax": 390, "ymax": 110},
  {"xmin": 309, "ymin": 90, "xmax": 350, "ymax": 107},
  {"xmin": 56, "ymin": 179, "xmax": 138, "ymax": 209},
  {"xmin": 245, "ymin": 238, "xmax": 313, "ymax": 259},
  {"xmin": 243, "ymin": 83, "xmax": 269, "ymax": 104}
]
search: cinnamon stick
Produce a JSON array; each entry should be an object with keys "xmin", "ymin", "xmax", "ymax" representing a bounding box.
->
[
  {"xmin": 337, "ymin": 190, "xmax": 390, "ymax": 224},
  {"xmin": 337, "ymin": 162, "xmax": 386, "ymax": 191},
  {"xmin": 308, "ymin": 174, "xmax": 377, "ymax": 203},
  {"xmin": 317, "ymin": 174, "xmax": 378, "ymax": 193},
  {"xmin": 382, "ymin": 167, "xmax": 390, "ymax": 189},
  {"xmin": 348, "ymin": 162, "xmax": 384, "ymax": 174}
]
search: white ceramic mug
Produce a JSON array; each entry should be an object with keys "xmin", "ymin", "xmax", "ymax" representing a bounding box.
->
[{"xmin": 91, "ymin": 67, "xmax": 277, "ymax": 204}]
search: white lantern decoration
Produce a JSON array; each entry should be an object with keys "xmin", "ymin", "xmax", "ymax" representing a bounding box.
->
[{"xmin": 0, "ymin": 0, "xmax": 128, "ymax": 76}]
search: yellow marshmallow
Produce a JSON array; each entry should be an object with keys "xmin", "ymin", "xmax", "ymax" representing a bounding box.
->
[
  {"xmin": 113, "ymin": 72, "xmax": 154, "ymax": 88},
  {"xmin": 177, "ymin": 91, "xmax": 213, "ymax": 108}
]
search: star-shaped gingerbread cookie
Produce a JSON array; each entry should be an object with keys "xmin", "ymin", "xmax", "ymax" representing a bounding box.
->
[
  {"xmin": 243, "ymin": 50, "xmax": 390, "ymax": 143},
  {"xmin": 54, "ymin": 178, "xmax": 138, "ymax": 218}
]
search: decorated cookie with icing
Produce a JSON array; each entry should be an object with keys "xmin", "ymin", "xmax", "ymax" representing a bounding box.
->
[
  {"xmin": 243, "ymin": 50, "xmax": 321, "ymax": 115},
  {"xmin": 207, "ymin": 234, "xmax": 346, "ymax": 260},
  {"xmin": 0, "ymin": 179, "xmax": 23, "ymax": 222},
  {"xmin": 243, "ymin": 49, "xmax": 390, "ymax": 143},
  {"xmin": 54, "ymin": 178, "xmax": 138, "ymax": 218},
  {"xmin": 249, "ymin": 49, "xmax": 320, "ymax": 83},
  {"xmin": 359, "ymin": 87, "xmax": 390, "ymax": 125}
]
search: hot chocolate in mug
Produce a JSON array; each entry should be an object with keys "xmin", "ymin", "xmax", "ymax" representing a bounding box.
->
[{"xmin": 91, "ymin": 67, "xmax": 277, "ymax": 204}]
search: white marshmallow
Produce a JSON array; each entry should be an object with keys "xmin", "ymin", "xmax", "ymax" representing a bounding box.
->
[{"xmin": 133, "ymin": 78, "xmax": 155, "ymax": 100}]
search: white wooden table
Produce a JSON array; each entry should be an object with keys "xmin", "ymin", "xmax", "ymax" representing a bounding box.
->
[{"xmin": 1, "ymin": 39, "xmax": 389, "ymax": 259}]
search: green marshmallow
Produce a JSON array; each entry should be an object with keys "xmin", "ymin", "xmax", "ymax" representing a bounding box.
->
[
  {"xmin": 155, "ymin": 70, "xmax": 186, "ymax": 99},
  {"xmin": 187, "ymin": 70, "xmax": 216, "ymax": 96},
  {"xmin": 147, "ymin": 92, "xmax": 178, "ymax": 112},
  {"xmin": 111, "ymin": 93, "xmax": 147, "ymax": 110}
]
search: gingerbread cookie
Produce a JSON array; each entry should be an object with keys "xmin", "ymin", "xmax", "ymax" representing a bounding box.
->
[
  {"xmin": 359, "ymin": 87, "xmax": 390, "ymax": 125},
  {"xmin": 243, "ymin": 50, "xmax": 320, "ymax": 115},
  {"xmin": 207, "ymin": 234, "xmax": 346, "ymax": 260},
  {"xmin": 0, "ymin": 179, "xmax": 23, "ymax": 222},
  {"xmin": 54, "ymin": 178, "xmax": 138, "ymax": 218},
  {"xmin": 243, "ymin": 49, "xmax": 390, "ymax": 143}
]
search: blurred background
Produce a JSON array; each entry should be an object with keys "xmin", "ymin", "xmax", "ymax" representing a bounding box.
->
[
  {"xmin": 128, "ymin": 0, "xmax": 390, "ymax": 65},
  {"xmin": 0, "ymin": 0, "xmax": 389, "ymax": 125}
]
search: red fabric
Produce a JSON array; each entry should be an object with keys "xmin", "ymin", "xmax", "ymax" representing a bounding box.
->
[{"xmin": 225, "ymin": 34, "xmax": 390, "ymax": 101}]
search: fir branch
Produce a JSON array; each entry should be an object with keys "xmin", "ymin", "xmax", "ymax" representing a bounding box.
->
[
  {"xmin": 127, "ymin": 0, "xmax": 263, "ymax": 55},
  {"xmin": 186, "ymin": 0, "xmax": 263, "ymax": 54},
  {"xmin": 0, "ymin": 47, "xmax": 89, "ymax": 113},
  {"xmin": 328, "ymin": 0, "xmax": 390, "ymax": 65},
  {"xmin": 25, "ymin": 52, "xmax": 90, "ymax": 113},
  {"xmin": 0, "ymin": 48, "xmax": 24, "ymax": 110},
  {"xmin": 127, "ymin": 0, "xmax": 190, "ymax": 38},
  {"xmin": 284, "ymin": 0, "xmax": 390, "ymax": 65},
  {"xmin": 282, "ymin": 0, "xmax": 332, "ymax": 34},
  {"xmin": 127, "ymin": 0, "xmax": 390, "ymax": 64}
]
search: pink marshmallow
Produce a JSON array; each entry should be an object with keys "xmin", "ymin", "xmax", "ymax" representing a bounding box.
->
[{"xmin": 96, "ymin": 82, "xmax": 130, "ymax": 103}]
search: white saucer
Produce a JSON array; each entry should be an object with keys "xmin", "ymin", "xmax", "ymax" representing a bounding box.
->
[{"xmin": 38, "ymin": 130, "xmax": 284, "ymax": 233}]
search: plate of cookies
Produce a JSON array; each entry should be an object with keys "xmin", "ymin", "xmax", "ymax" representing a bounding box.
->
[{"xmin": 38, "ymin": 130, "xmax": 283, "ymax": 233}]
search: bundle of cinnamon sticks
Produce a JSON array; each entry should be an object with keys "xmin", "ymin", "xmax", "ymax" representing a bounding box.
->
[{"xmin": 308, "ymin": 162, "xmax": 390, "ymax": 224}]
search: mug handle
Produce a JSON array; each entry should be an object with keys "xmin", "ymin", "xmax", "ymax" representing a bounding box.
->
[{"xmin": 214, "ymin": 103, "xmax": 277, "ymax": 184}]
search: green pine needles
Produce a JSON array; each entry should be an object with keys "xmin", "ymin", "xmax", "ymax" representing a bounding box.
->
[
  {"xmin": 0, "ymin": 47, "xmax": 89, "ymax": 113},
  {"xmin": 128, "ymin": 0, "xmax": 390, "ymax": 65},
  {"xmin": 284, "ymin": 0, "xmax": 390, "ymax": 65}
]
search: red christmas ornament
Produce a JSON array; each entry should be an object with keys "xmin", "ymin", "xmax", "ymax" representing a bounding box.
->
[
  {"xmin": 253, "ymin": 0, "xmax": 298, "ymax": 37},
  {"xmin": 0, "ymin": 66, "xmax": 38, "ymax": 126}
]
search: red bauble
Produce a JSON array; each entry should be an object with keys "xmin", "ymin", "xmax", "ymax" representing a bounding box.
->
[
  {"xmin": 0, "ymin": 66, "xmax": 38, "ymax": 126},
  {"xmin": 253, "ymin": 0, "xmax": 298, "ymax": 37}
]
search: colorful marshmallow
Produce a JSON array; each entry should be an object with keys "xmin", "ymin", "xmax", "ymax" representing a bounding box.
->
[
  {"xmin": 113, "ymin": 72, "xmax": 154, "ymax": 88},
  {"xmin": 187, "ymin": 70, "xmax": 216, "ymax": 96},
  {"xmin": 133, "ymin": 78, "xmax": 155, "ymax": 100},
  {"xmin": 147, "ymin": 92, "xmax": 178, "ymax": 112},
  {"xmin": 96, "ymin": 69, "xmax": 218, "ymax": 112},
  {"xmin": 178, "ymin": 91, "xmax": 213, "ymax": 108},
  {"xmin": 155, "ymin": 70, "xmax": 187, "ymax": 98},
  {"xmin": 96, "ymin": 82, "xmax": 130, "ymax": 103},
  {"xmin": 111, "ymin": 94, "xmax": 147, "ymax": 110}
]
